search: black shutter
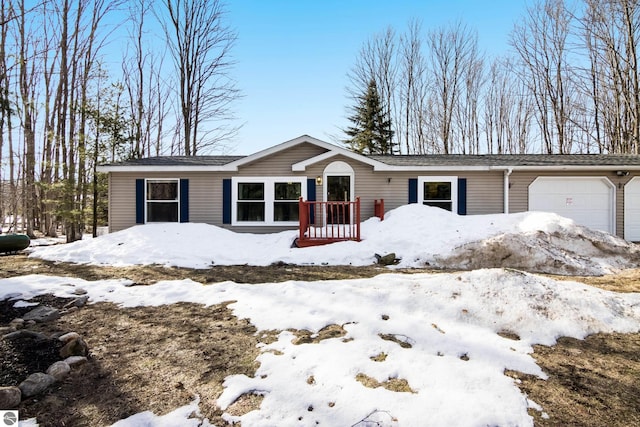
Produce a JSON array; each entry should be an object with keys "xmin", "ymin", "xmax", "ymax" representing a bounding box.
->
[
  {"xmin": 457, "ymin": 178, "xmax": 467, "ymax": 215},
  {"xmin": 223, "ymin": 179, "xmax": 232, "ymax": 224},
  {"xmin": 135, "ymin": 179, "xmax": 145, "ymax": 224},
  {"xmin": 408, "ymin": 178, "xmax": 418, "ymax": 204},
  {"xmin": 180, "ymin": 179, "xmax": 189, "ymax": 222}
]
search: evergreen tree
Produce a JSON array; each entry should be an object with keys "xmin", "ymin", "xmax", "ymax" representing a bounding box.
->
[{"xmin": 344, "ymin": 79, "xmax": 395, "ymax": 154}]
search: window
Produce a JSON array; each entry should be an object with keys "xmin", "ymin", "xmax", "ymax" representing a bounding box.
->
[
  {"xmin": 274, "ymin": 182, "xmax": 301, "ymax": 222},
  {"xmin": 146, "ymin": 179, "xmax": 179, "ymax": 222},
  {"xmin": 232, "ymin": 177, "xmax": 306, "ymax": 225},
  {"xmin": 418, "ymin": 176, "xmax": 457, "ymax": 212},
  {"xmin": 237, "ymin": 182, "xmax": 265, "ymax": 221}
]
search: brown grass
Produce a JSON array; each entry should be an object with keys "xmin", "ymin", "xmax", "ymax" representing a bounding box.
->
[{"xmin": 1, "ymin": 254, "xmax": 640, "ymax": 426}]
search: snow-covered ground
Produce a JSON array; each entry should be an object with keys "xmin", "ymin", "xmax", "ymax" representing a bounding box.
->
[
  {"xmin": 6, "ymin": 205, "xmax": 640, "ymax": 426},
  {"xmin": 28, "ymin": 204, "xmax": 640, "ymax": 275}
]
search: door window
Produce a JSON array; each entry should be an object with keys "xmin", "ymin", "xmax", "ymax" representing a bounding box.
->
[{"xmin": 327, "ymin": 175, "xmax": 351, "ymax": 223}]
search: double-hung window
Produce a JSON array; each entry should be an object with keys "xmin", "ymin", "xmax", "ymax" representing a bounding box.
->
[
  {"xmin": 418, "ymin": 176, "xmax": 457, "ymax": 212},
  {"xmin": 274, "ymin": 182, "xmax": 301, "ymax": 222},
  {"xmin": 146, "ymin": 179, "xmax": 179, "ymax": 222},
  {"xmin": 232, "ymin": 177, "xmax": 306, "ymax": 225},
  {"xmin": 237, "ymin": 182, "xmax": 265, "ymax": 222}
]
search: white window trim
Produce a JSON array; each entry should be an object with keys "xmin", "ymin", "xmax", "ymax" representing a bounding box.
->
[
  {"xmin": 145, "ymin": 178, "xmax": 180, "ymax": 223},
  {"xmin": 418, "ymin": 176, "xmax": 458, "ymax": 213},
  {"xmin": 231, "ymin": 177, "xmax": 307, "ymax": 226}
]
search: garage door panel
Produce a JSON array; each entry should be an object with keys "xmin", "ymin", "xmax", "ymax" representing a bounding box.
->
[
  {"xmin": 529, "ymin": 177, "xmax": 614, "ymax": 234},
  {"xmin": 624, "ymin": 178, "xmax": 640, "ymax": 241}
]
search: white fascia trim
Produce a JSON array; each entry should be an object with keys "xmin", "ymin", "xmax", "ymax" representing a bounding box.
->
[
  {"xmin": 96, "ymin": 165, "xmax": 239, "ymax": 173},
  {"xmin": 373, "ymin": 165, "xmax": 493, "ymax": 172},
  {"xmin": 373, "ymin": 164, "xmax": 640, "ymax": 172},
  {"xmin": 490, "ymin": 165, "xmax": 640, "ymax": 171}
]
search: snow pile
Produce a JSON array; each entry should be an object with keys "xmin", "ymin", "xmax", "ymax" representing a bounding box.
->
[
  {"xmin": 30, "ymin": 204, "xmax": 640, "ymax": 275},
  {"xmin": 1, "ymin": 269, "xmax": 639, "ymax": 426}
]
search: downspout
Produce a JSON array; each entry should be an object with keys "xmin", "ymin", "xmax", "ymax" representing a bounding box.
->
[{"xmin": 504, "ymin": 168, "xmax": 513, "ymax": 214}]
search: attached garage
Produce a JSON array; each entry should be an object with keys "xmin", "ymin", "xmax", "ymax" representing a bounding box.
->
[
  {"xmin": 529, "ymin": 177, "xmax": 616, "ymax": 234},
  {"xmin": 624, "ymin": 177, "xmax": 640, "ymax": 241}
]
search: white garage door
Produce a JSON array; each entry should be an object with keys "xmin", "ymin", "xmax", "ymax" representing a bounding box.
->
[
  {"xmin": 624, "ymin": 177, "xmax": 640, "ymax": 241},
  {"xmin": 529, "ymin": 177, "xmax": 615, "ymax": 234}
]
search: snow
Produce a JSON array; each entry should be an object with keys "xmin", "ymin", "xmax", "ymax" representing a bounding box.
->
[
  {"xmin": 4, "ymin": 205, "xmax": 640, "ymax": 426},
  {"xmin": 28, "ymin": 204, "xmax": 640, "ymax": 274}
]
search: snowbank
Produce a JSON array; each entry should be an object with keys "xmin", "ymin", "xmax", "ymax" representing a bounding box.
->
[{"xmin": 29, "ymin": 204, "xmax": 640, "ymax": 275}]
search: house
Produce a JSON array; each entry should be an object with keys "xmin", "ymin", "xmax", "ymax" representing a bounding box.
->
[{"xmin": 97, "ymin": 135, "xmax": 640, "ymax": 242}]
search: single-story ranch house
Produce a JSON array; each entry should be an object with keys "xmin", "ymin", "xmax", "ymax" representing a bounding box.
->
[{"xmin": 97, "ymin": 135, "xmax": 640, "ymax": 243}]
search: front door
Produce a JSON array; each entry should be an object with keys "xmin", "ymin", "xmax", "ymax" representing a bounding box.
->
[{"xmin": 326, "ymin": 175, "xmax": 350, "ymax": 224}]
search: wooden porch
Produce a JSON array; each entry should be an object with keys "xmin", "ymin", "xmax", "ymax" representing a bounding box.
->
[{"xmin": 296, "ymin": 197, "xmax": 384, "ymax": 247}]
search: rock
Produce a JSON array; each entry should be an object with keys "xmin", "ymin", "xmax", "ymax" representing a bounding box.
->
[
  {"xmin": 59, "ymin": 337, "xmax": 89, "ymax": 358},
  {"xmin": 72, "ymin": 288, "xmax": 88, "ymax": 295},
  {"xmin": 375, "ymin": 252, "xmax": 399, "ymax": 265},
  {"xmin": 64, "ymin": 356, "xmax": 88, "ymax": 367},
  {"xmin": 58, "ymin": 332, "xmax": 81, "ymax": 343},
  {"xmin": 0, "ymin": 386, "xmax": 22, "ymax": 408},
  {"xmin": 23, "ymin": 306, "xmax": 60, "ymax": 323},
  {"xmin": 63, "ymin": 296, "xmax": 89, "ymax": 309},
  {"xmin": 46, "ymin": 361, "xmax": 71, "ymax": 381},
  {"xmin": 9, "ymin": 318, "xmax": 25, "ymax": 330},
  {"xmin": 0, "ymin": 326, "xmax": 12, "ymax": 335},
  {"xmin": 2, "ymin": 330, "xmax": 49, "ymax": 341},
  {"xmin": 19, "ymin": 373, "xmax": 56, "ymax": 398}
]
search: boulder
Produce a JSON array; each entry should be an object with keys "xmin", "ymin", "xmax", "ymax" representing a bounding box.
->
[
  {"xmin": 9, "ymin": 318, "xmax": 25, "ymax": 330},
  {"xmin": 46, "ymin": 361, "xmax": 71, "ymax": 381},
  {"xmin": 64, "ymin": 356, "xmax": 88, "ymax": 367},
  {"xmin": 59, "ymin": 337, "xmax": 89, "ymax": 358},
  {"xmin": 0, "ymin": 386, "xmax": 21, "ymax": 408},
  {"xmin": 2, "ymin": 330, "xmax": 49, "ymax": 341},
  {"xmin": 375, "ymin": 252, "xmax": 399, "ymax": 265},
  {"xmin": 23, "ymin": 306, "xmax": 60, "ymax": 323},
  {"xmin": 58, "ymin": 332, "xmax": 81, "ymax": 343},
  {"xmin": 63, "ymin": 296, "xmax": 89, "ymax": 309},
  {"xmin": 19, "ymin": 373, "xmax": 56, "ymax": 397}
]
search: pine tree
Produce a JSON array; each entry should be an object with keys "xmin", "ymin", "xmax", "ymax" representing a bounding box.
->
[{"xmin": 344, "ymin": 79, "xmax": 395, "ymax": 154}]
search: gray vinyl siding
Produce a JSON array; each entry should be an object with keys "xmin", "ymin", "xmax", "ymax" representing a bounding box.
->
[
  {"xmin": 109, "ymin": 172, "xmax": 229, "ymax": 232},
  {"xmin": 238, "ymin": 143, "xmax": 327, "ymax": 175},
  {"xmin": 304, "ymin": 155, "xmax": 505, "ymax": 218}
]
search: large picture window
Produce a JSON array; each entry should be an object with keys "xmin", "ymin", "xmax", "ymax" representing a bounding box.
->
[
  {"xmin": 232, "ymin": 177, "xmax": 306, "ymax": 225},
  {"xmin": 418, "ymin": 176, "xmax": 457, "ymax": 212},
  {"xmin": 146, "ymin": 179, "xmax": 179, "ymax": 222}
]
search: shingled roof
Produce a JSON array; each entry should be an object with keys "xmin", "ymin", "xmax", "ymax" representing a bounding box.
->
[
  {"xmin": 102, "ymin": 155, "xmax": 245, "ymax": 167},
  {"xmin": 367, "ymin": 153, "xmax": 640, "ymax": 167}
]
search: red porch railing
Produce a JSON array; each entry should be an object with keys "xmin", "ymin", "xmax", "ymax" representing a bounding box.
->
[
  {"xmin": 297, "ymin": 197, "xmax": 361, "ymax": 247},
  {"xmin": 374, "ymin": 199, "xmax": 385, "ymax": 221}
]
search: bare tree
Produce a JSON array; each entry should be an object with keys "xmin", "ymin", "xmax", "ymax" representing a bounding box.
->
[
  {"xmin": 427, "ymin": 21, "xmax": 479, "ymax": 154},
  {"xmin": 346, "ymin": 27, "xmax": 398, "ymax": 152},
  {"xmin": 511, "ymin": 0, "xmax": 577, "ymax": 154},
  {"xmin": 123, "ymin": 0, "xmax": 172, "ymax": 158},
  {"xmin": 580, "ymin": 0, "xmax": 640, "ymax": 154},
  {"xmin": 160, "ymin": 0, "xmax": 240, "ymax": 155},
  {"xmin": 398, "ymin": 19, "xmax": 428, "ymax": 154}
]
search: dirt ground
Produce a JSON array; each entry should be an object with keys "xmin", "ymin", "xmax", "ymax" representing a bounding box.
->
[{"xmin": 1, "ymin": 254, "xmax": 639, "ymax": 427}]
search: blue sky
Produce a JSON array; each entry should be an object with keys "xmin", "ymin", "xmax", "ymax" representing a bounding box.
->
[{"xmin": 226, "ymin": 0, "xmax": 529, "ymax": 154}]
